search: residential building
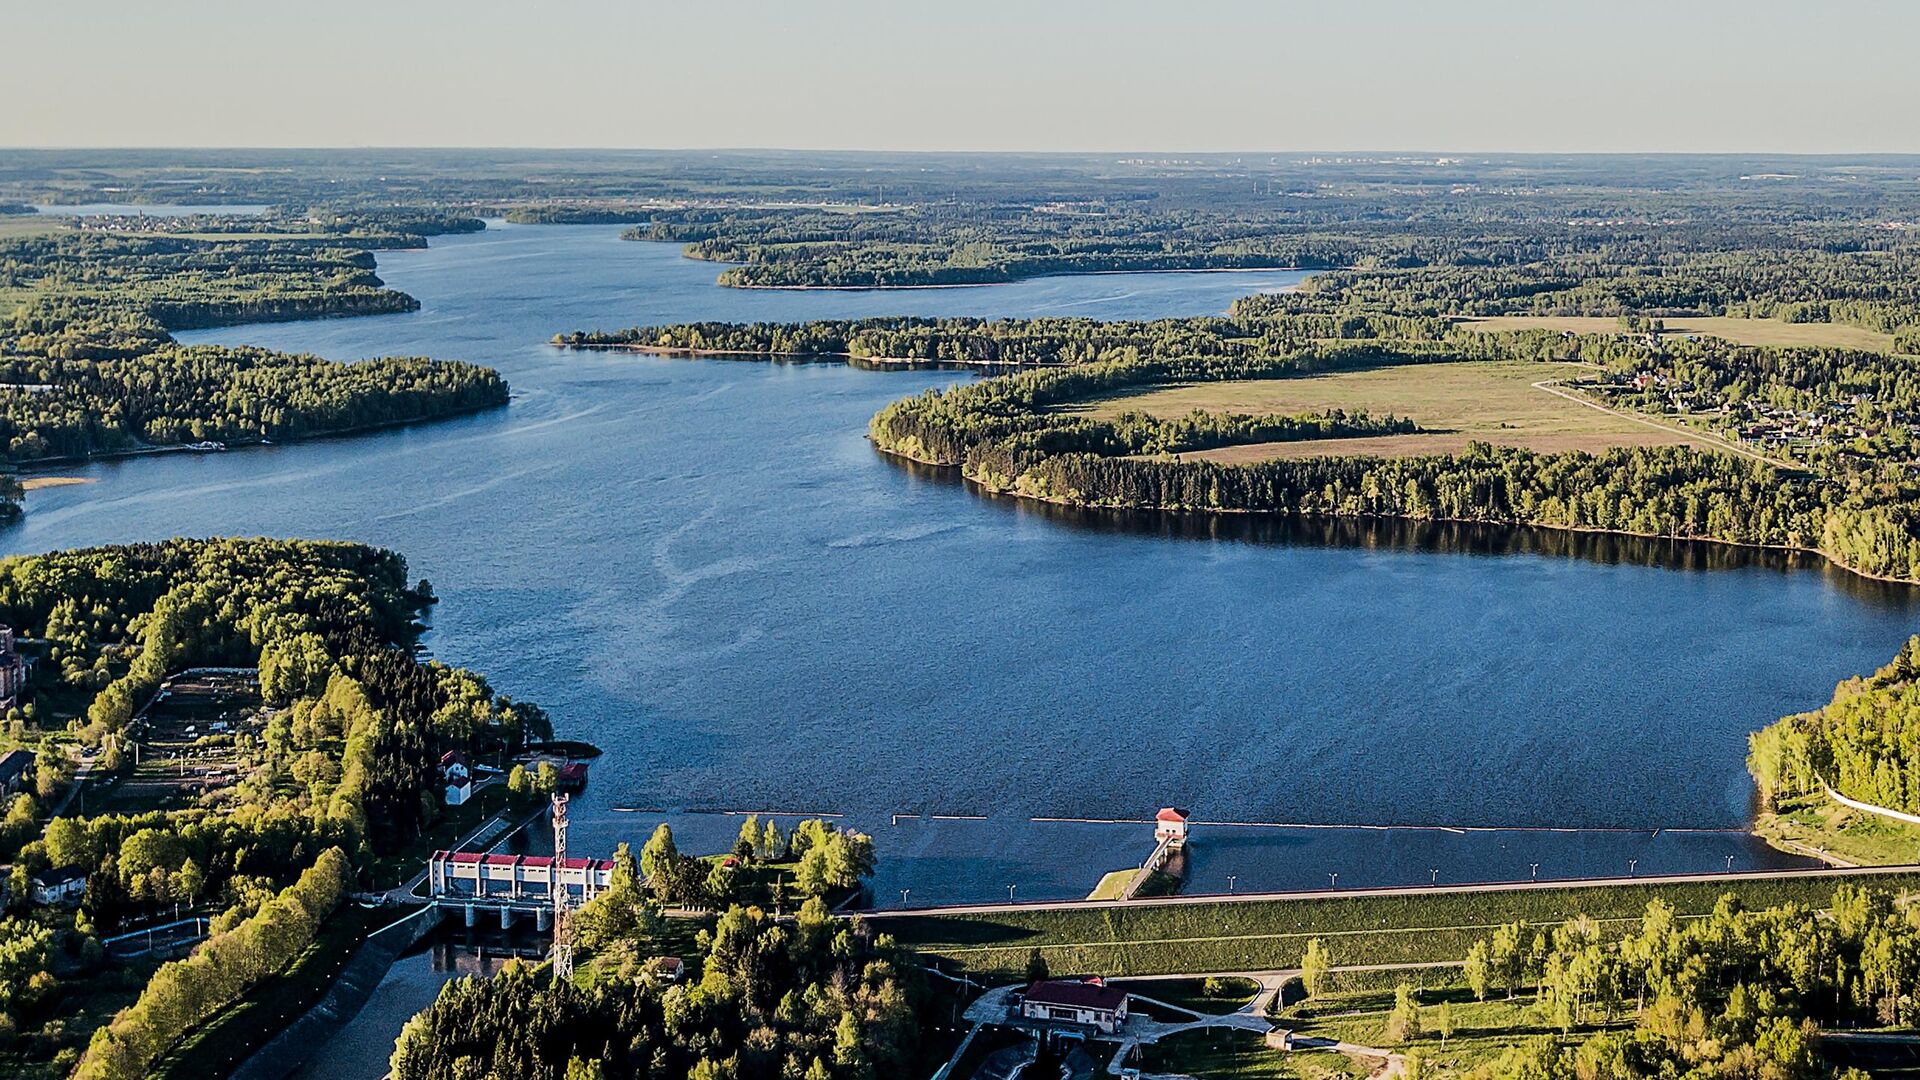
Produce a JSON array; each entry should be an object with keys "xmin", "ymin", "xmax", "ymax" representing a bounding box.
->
[
  {"xmin": 0, "ymin": 749, "xmax": 31, "ymax": 796},
  {"xmin": 1021, "ymin": 979, "xmax": 1130, "ymax": 1034},
  {"xmin": 441, "ymin": 750, "xmax": 473, "ymax": 807},
  {"xmin": 0, "ymin": 626, "xmax": 27, "ymax": 708},
  {"xmin": 31, "ymin": 865, "xmax": 87, "ymax": 906}
]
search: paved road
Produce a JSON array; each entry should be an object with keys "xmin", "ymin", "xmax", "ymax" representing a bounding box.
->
[{"xmin": 860, "ymin": 863, "xmax": 1920, "ymax": 920}]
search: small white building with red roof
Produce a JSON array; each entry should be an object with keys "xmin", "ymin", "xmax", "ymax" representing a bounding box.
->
[
  {"xmin": 440, "ymin": 750, "xmax": 473, "ymax": 806},
  {"xmin": 1021, "ymin": 978, "xmax": 1130, "ymax": 1033},
  {"xmin": 1154, "ymin": 807, "xmax": 1189, "ymax": 847}
]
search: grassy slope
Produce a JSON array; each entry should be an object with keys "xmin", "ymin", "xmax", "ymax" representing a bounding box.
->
[{"xmin": 887, "ymin": 871, "xmax": 1920, "ymax": 978}]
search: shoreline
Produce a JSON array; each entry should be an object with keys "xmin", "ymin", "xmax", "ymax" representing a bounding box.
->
[
  {"xmin": 559, "ymin": 342, "xmax": 1054, "ymax": 370},
  {"xmin": 12, "ymin": 398, "xmax": 509, "ymax": 476},
  {"xmin": 711, "ymin": 265, "xmax": 1322, "ymax": 292},
  {"xmin": 867, "ymin": 440, "xmax": 1919, "ymax": 587}
]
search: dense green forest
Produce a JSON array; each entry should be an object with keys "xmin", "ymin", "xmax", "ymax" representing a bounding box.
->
[
  {"xmin": 391, "ymin": 893, "xmax": 921, "ymax": 1080},
  {"xmin": 1438, "ymin": 884, "xmax": 1911, "ymax": 1077},
  {"xmin": 1749, "ymin": 636, "xmax": 1920, "ymax": 815},
  {"xmin": 0, "ymin": 215, "xmax": 506, "ymax": 469},
  {"xmin": 0, "ymin": 538, "xmax": 549, "ymax": 1077}
]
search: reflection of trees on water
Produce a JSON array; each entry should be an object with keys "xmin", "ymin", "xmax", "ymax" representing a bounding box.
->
[{"xmin": 882, "ymin": 455, "xmax": 1920, "ymax": 610}]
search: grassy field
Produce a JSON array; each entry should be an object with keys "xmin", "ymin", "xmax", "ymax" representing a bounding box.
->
[
  {"xmin": 1080, "ymin": 361, "xmax": 1707, "ymax": 462},
  {"xmin": 1284, "ymin": 986, "xmax": 1579, "ymax": 1077},
  {"xmin": 1755, "ymin": 794, "xmax": 1920, "ymax": 867},
  {"xmin": 886, "ymin": 871, "xmax": 1920, "ymax": 978},
  {"xmin": 1459, "ymin": 314, "xmax": 1897, "ymax": 353},
  {"xmin": 0, "ymin": 214, "xmax": 65, "ymax": 239},
  {"xmin": 1136, "ymin": 1029, "xmax": 1367, "ymax": 1080},
  {"xmin": 1088, "ymin": 868, "xmax": 1181, "ymax": 900},
  {"xmin": 1111, "ymin": 975, "xmax": 1260, "ymax": 1014}
]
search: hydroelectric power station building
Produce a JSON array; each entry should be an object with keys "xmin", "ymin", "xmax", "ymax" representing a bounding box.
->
[{"xmin": 428, "ymin": 850, "xmax": 617, "ymax": 903}]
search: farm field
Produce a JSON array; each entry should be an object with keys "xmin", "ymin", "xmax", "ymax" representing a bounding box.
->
[
  {"xmin": 886, "ymin": 870, "xmax": 1920, "ymax": 978},
  {"xmin": 1077, "ymin": 361, "xmax": 1711, "ymax": 462},
  {"xmin": 1457, "ymin": 314, "xmax": 1897, "ymax": 353}
]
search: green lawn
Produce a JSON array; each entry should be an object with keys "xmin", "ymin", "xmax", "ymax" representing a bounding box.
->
[
  {"xmin": 1112, "ymin": 976, "xmax": 1259, "ymax": 1015},
  {"xmin": 1755, "ymin": 794, "xmax": 1920, "ymax": 867},
  {"xmin": 1275, "ymin": 987, "xmax": 1600, "ymax": 1078},
  {"xmin": 1088, "ymin": 868, "xmax": 1181, "ymax": 900},
  {"xmin": 1135, "ymin": 1028, "xmax": 1363, "ymax": 1080}
]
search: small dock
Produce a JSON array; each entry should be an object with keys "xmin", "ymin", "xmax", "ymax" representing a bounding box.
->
[{"xmin": 1117, "ymin": 807, "xmax": 1190, "ymax": 900}]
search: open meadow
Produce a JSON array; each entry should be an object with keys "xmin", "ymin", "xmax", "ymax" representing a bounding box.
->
[{"xmin": 1077, "ymin": 361, "xmax": 1719, "ymax": 462}]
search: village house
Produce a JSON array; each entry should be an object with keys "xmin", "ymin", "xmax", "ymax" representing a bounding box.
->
[
  {"xmin": 0, "ymin": 625, "xmax": 29, "ymax": 709},
  {"xmin": 0, "ymin": 749, "xmax": 33, "ymax": 796},
  {"xmin": 440, "ymin": 750, "xmax": 473, "ymax": 806},
  {"xmin": 31, "ymin": 865, "xmax": 87, "ymax": 906},
  {"xmin": 1021, "ymin": 978, "xmax": 1131, "ymax": 1034},
  {"xmin": 648, "ymin": 956, "xmax": 687, "ymax": 984}
]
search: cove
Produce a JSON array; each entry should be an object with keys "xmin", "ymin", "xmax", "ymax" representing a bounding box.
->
[{"xmin": 8, "ymin": 222, "xmax": 1911, "ymax": 905}]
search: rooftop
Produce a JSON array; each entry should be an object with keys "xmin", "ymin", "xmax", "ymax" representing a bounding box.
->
[
  {"xmin": 432, "ymin": 850, "xmax": 613, "ymax": 871},
  {"xmin": 1026, "ymin": 979, "xmax": 1128, "ymax": 1012},
  {"xmin": 33, "ymin": 865, "xmax": 86, "ymax": 887}
]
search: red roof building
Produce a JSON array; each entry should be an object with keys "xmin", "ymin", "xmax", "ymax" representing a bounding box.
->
[
  {"xmin": 1021, "ymin": 979, "xmax": 1131, "ymax": 1033},
  {"xmin": 1154, "ymin": 807, "xmax": 1190, "ymax": 847},
  {"xmin": 427, "ymin": 850, "xmax": 615, "ymax": 900}
]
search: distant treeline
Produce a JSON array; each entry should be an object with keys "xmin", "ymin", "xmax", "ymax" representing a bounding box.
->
[
  {"xmin": 0, "ymin": 347, "xmax": 507, "ymax": 463},
  {"xmin": 0, "ymin": 212, "xmax": 509, "ymax": 475},
  {"xmin": 610, "ymin": 202, "xmax": 1920, "ymax": 323},
  {"xmin": 503, "ymin": 205, "xmax": 656, "ymax": 225}
]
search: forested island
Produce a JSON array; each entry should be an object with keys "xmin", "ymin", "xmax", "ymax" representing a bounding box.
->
[{"xmin": 0, "ymin": 212, "xmax": 507, "ymax": 478}]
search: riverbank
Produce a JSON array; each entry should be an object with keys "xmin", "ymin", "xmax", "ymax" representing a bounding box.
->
[
  {"xmin": 709, "ymin": 265, "xmax": 1320, "ymax": 291},
  {"xmin": 870, "ymin": 439, "xmax": 1920, "ymax": 587},
  {"xmin": 1754, "ymin": 794, "xmax": 1920, "ymax": 868},
  {"xmin": 11, "ymin": 397, "xmax": 510, "ymax": 475},
  {"xmin": 559, "ymin": 340, "xmax": 1055, "ymax": 370}
]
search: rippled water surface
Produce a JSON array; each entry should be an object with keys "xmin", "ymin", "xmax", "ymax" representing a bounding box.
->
[{"xmin": 10, "ymin": 222, "xmax": 1914, "ymax": 902}]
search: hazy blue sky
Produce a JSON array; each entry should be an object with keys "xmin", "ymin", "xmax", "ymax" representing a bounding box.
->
[{"xmin": 7, "ymin": 0, "xmax": 1917, "ymax": 151}]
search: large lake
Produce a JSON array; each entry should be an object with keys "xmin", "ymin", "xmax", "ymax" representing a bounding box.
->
[{"xmin": 10, "ymin": 223, "xmax": 1910, "ymax": 904}]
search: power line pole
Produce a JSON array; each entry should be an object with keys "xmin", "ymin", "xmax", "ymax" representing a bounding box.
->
[{"xmin": 550, "ymin": 792, "xmax": 573, "ymax": 980}]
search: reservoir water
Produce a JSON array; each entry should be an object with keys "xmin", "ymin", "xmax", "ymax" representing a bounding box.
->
[{"xmin": 9, "ymin": 223, "xmax": 1912, "ymax": 903}]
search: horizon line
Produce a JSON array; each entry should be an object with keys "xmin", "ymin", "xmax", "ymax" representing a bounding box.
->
[{"xmin": 7, "ymin": 145, "xmax": 1920, "ymax": 159}]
